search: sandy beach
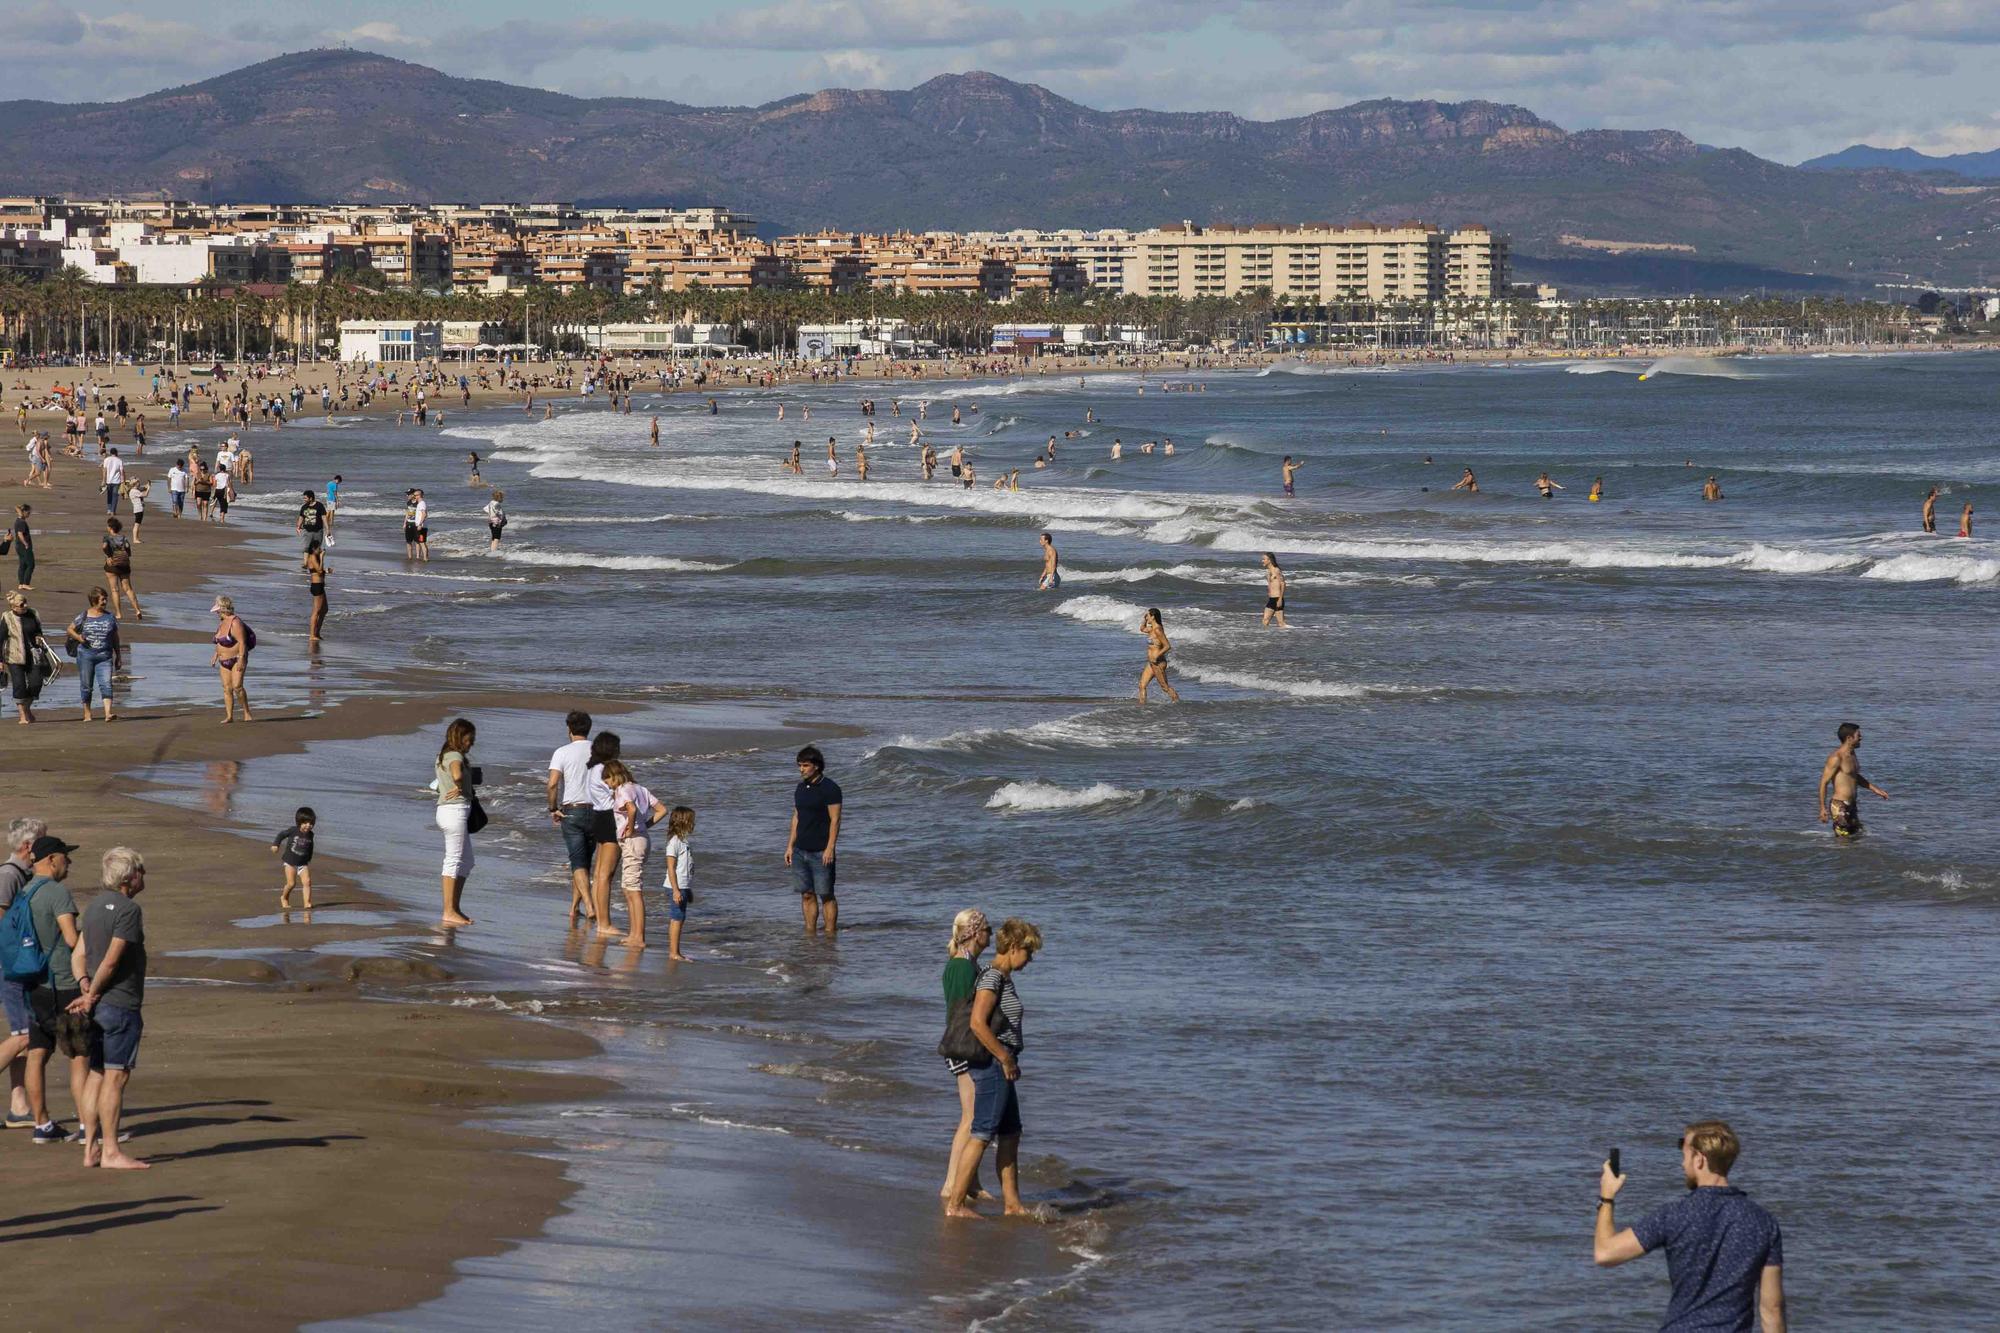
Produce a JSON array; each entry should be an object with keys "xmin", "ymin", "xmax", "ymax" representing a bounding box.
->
[{"xmin": 0, "ymin": 459, "xmax": 613, "ymax": 1326}]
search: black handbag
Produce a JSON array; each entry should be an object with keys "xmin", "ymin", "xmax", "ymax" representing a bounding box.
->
[
  {"xmin": 937, "ymin": 994, "xmax": 992, "ymax": 1067},
  {"xmin": 466, "ymin": 794, "xmax": 490, "ymax": 835}
]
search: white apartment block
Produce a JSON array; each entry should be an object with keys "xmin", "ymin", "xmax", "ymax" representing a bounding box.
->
[{"xmin": 1120, "ymin": 222, "xmax": 1508, "ymax": 302}]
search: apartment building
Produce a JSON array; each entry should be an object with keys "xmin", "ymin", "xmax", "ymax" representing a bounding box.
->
[
  {"xmin": 1122, "ymin": 222, "xmax": 1508, "ymax": 302},
  {"xmin": 964, "ymin": 228, "xmax": 1133, "ymax": 289}
]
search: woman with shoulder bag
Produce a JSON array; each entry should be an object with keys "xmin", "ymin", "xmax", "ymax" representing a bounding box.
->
[
  {"xmin": 434, "ymin": 717, "xmax": 478, "ymax": 927},
  {"xmin": 943, "ymin": 918, "xmax": 1043, "ymax": 1219},
  {"xmin": 938, "ymin": 909, "xmax": 992, "ymax": 1209},
  {"xmin": 102, "ymin": 516, "xmax": 141, "ymax": 620},
  {"xmin": 2, "ymin": 589, "xmax": 45, "ymax": 724}
]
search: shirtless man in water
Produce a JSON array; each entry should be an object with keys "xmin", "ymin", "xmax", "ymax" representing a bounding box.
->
[
  {"xmin": 1818, "ymin": 721, "xmax": 1889, "ymax": 838},
  {"xmin": 1261, "ymin": 552, "xmax": 1289, "ymax": 628},
  {"xmin": 1039, "ymin": 532, "xmax": 1060, "ymax": 590},
  {"xmin": 1281, "ymin": 456, "xmax": 1302, "ymax": 496},
  {"xmin": 1922, "ymin": 487, "xmax": 1939, "ymax": 533}
]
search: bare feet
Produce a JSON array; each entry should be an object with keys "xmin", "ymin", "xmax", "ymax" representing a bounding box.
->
[
  {"xmin": 442, "ymin": 912, "xmax": 473, "ymax": 926},
  {"xmin": 99, "ymin": 1151, "xmax": 150, "ymax": 1170},
  {"xmin": 1003, "ymin": 1201, "xmax": 1033, "ymax": 1217},
  {"xmin": 943, "ymin": 1202, "xmax": 984, "ymax": 1219},
  {"xmin": 668, "ymin": 952, "xmax": 690, "ymax": 962}
]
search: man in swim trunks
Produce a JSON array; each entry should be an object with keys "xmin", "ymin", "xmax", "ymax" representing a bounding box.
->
[
  {"xmin": 1039, "ymin": 532, "xmax": 1060, "ymax": 591},
  {"xmin": 1922, "ymin": 487, "xmax": 1938, "ymax": 534},
  {"xmin": 1261, "ymin": 552, "xmax": 1289, "ymax": 628},
  {"xmin": 1818, "ymin": 721, "xmax": 1888, "ymax": 837},
  {"xmin": 1281, "ymin": 456, "xmax": 1302, "ymax": 496},
  {"xmin": 1703, "ymin": 475, "xmax": 1724, "ymax": 502}
]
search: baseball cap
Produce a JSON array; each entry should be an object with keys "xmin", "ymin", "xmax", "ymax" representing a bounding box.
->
[{"xmin": 29, "ymin": 835, "xmax": 78, "ymax": 860}]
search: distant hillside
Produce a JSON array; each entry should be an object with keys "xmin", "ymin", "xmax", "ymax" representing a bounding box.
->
[
  {"xmin": 1, "ymin": 51, "xmax": 1997, "ymax": 290},
  {"xmin": 1800, "ymin": 144, "xmax": 2000, "ymax": 179}
]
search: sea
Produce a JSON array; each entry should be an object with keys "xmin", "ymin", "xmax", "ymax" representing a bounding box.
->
[{"xmin": 128, "ymin": 350, "xmax": 2000, "ymax": 1329}]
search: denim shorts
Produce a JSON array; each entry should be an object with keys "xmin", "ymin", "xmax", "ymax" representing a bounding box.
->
[
  {"xmin": 89, "ymin": 1001, "xmax": 143, "ymax": 1072},
  {"xmin": 560, "ymin": 807, "xmax": 596, "ymax": 872},
  {"xmin": 968, "ymin": 1057, "xmax": 1021, "ymax": 1142},
  {"xmin": 792, "ymin": 848, "xmax": 836, "ymax": 900},
  {"xmin": 667, "ymin": 896, "xmax": 690, "ymax": 923},
  {"xmin": 0, "ymin": 977, "xmax": 29, "ymax": 1036}
]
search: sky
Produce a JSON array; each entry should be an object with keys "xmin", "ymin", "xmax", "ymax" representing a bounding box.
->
[{"xmin": 4, "ymin": 0, "xmax": 1999, "ymax": 164}]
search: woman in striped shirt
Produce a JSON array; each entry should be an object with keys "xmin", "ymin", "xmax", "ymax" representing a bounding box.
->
[{"xmin": 944, "ymin": 917, "xmax": 1043, "ymax": 1219}]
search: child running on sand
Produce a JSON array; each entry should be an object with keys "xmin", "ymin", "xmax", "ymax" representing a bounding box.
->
[
  {"xmin": 271, "ymin": 806, "xmax": 316, "ymax": 909},
  {"xmin": 662, "ymin": 806, "xmax": 696, "ymax": 961}
]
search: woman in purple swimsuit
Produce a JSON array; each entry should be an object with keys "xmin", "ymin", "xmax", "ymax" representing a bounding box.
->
[{"xmin": 209, "ymin": 595, "xmax": 254, "ymax": 723}]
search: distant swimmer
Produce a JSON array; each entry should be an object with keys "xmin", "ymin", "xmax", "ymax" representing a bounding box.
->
[
  {"xmin": 1282, "ymin": 456, "xmax": 1303, "ymax": 496},
  {"xmin": 857, "ymin": 443, "xmax": 870, "ymax": 481},
  {"xmin": 827, "ymin": 437, "xmax": 839, "ymax": 477},
  {"xmin": 1163, "ymin": 440, "xmax": 1174, "ymax": 456},
  {"xmin": 1535, "ymin": 471, "xmax": 1564, "ymax": 499},
  {"xmin": 1818, "ymin": 721, "xmax": 1888, "ymax": 838},
  {"xmin": 1111, "ymin": 439, "xmax": 1122, "ymax": 460},
  {"xmin": 950, "ymin": 444, "xmax": 965, "ymax": 479},
  {"xmin": 1960, "ymin": 501, "xmax": 1974, "ymax": 538},
  {"xmin": 467, "ymin": 452, "xmax": 482, "ymax": 485},
  {"xmin": 778, "ymin": 405, "xmax": 786, "ymax": 420},
  {"xmin": 1451, "ymin": 468, "xmax": 1478, "ymax": 494},
  {"xmin": 1588, "ymin": 477, "xmax": 1604, "ymax": 503},
  {"xmin": 1702, "ymin": 475, "xmax": 1724, "ymax": 502},
  {"xmin": 1137, "ymin": 608, "xmax": 1180, "ymax": 704},
  {"xmin": 1922, "ymin": 487, "xmax": 1938, "ymax": 533},
  {"xmin": 650, "ymin": 416, "xmax": 660, "ymax": 448},
  {"xmin": 1260, "ymin": 553, "xmax": 1289, "ymax": 629},
  {"xmin": 1038, "ymin": 532, "xmax": 1060, "ymax": 590},
  {"xmin": 786, "ymin": 440, "xmax": 802, "ymax": 475}
]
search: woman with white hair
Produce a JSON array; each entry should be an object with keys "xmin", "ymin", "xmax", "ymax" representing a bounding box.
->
[
  {"xmin": 939, "ymin": 907, "xmax": 991, "ymax": 1209},
  {"xmin": 1, "ymin": 589, "xmax": 46, "ymax": 724},
  {"xmin": 208, "ymin": 596, "xmax": 253, "ymax": 723}
]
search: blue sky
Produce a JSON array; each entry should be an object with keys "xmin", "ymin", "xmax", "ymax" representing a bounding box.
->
[{"xmin": 4, "ymin": 0, "xmax": 1998, "ymax": 163}]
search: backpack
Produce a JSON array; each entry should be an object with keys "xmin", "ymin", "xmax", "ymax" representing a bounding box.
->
[
  {"xmin": 240, "ymin": 621, "xmax": 258, "ymax": 652},
  {"xmin": 0, "ymin": 881, "xmax": 48, "ymax": 984}
]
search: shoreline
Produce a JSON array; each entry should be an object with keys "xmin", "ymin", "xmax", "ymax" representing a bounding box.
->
[{"xmin": 0, "ymin": 454, "xmax": 625, "ymax": 1326}]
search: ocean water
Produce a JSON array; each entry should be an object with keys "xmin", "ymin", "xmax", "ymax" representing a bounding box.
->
[{"xmin": 139, "ymin": 353, "xmax": 2000, "ymax": 1328}]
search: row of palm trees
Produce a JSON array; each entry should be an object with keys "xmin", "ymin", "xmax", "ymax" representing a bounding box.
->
[{"xmin": 0, "ymin": 268, "xmax": 1923, "ymax": 363}]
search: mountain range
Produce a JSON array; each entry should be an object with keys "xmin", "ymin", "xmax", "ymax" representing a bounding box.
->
[
  {"xmin": 1800, "ymin": 143, "xmax": 2000, "ymax": 180},
  {"xmin": 1, "ymin": 50, "xmax": 1996, "ymax": 292}
]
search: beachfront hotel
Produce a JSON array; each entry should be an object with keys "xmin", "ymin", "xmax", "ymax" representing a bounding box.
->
[{"xmin": 1118, "ymin": 222, "xmax": 1509, "ymax": 303}]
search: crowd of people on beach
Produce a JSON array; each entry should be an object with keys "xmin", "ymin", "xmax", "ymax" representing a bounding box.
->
[{"xmin": 0, "ymin": 820, "xmax": 151, "ymax": 1169}]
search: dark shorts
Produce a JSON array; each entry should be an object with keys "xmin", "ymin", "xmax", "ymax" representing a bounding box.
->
[
  {"xmin": 27, "ymin": 986, "xmax": 90, "ymax": 1058},
  {"xmin": 0, "ymin": 976, "xmax": 29, "ymax": 1035},
  {"xmin": 88, "ymin": 1001, "xmax": 142, "ymax": 1072},
  {"xmin": 668, "ymin": 896, "xmax": 690, "ymax": 923},
  {"xmin": 1265, "ymin": 596, "xmax": 1285, "ymax": 610},
  {"xmin": 403, "ymin": 523, "xmax": 420, "ymax": 542},
  {"xmin": 968, "ymin": 1058, "xmax": 1022, "ymax": 1141},
  {"xmin": 488, "ymin": 524, "xmax": 504, "ymax": 541},
  {"xmin": 792, "ymin": 848, "xmax": 836, "ymax": 900},
  {"xmin": 132, "ymin": 511, "xmax": 144, "ymax": 526},
  {"xmin": 591, "ymin": 810, "xmax": 617, "ymax": 844},
  {"xmin": 560, "ymin": 807, "xmax": 597, "ymax": 871}
]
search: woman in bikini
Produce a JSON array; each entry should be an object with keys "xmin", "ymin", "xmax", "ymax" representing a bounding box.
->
[
  {"xmin": 210, "ymin": 595, "xmax": 254, "ymax": 723},
  {"xmin": 303, "ymin": 544, "xmax": 329, "ymax": 644},
  {"xmin": 1138, "ymin": 607, "xmax": 1180, "ymax": 704}
]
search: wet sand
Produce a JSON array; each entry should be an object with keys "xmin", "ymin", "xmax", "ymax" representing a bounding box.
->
[{"xmin": 0, "ymin": 463, "xmax": 613, "ymax": 1327}]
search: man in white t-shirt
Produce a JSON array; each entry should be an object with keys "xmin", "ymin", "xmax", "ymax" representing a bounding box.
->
[
  {"xmin": 167, "ymin": 461, "xmax": 188, "ymax": 517},
  {"xmin": 412, "ymin": 491, "xmax": 429, "ymax": 561},
  {"xmin": 545, "ymin": 711, "xmax": 596, "ymax": 922},
  {"xmin": 100, "ymin": 449, "xmax": 124, "ymax": 515}
]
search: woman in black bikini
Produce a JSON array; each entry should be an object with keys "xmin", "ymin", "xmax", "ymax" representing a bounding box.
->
[
  {"xmin": 303, "ymin": 545, "xmax": 328, "ymax": 644},
  {"xmin": 1138, "ymin": 607, "xmax": 1180, "ymax": 704}
]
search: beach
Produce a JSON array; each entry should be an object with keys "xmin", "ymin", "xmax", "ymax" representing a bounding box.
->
[{"xmin": 3, "ymin": 346, "xmax": 1998, "ymax": 1328}]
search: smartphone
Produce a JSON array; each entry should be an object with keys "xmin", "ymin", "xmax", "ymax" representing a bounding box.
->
[{"xmin": 1608, "ymin": 1148, "xmax": 1621, "ymax": 1178}]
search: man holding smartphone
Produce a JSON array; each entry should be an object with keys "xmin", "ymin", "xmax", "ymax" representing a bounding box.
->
[{"xmin": 1594, "ymin": 1120, "xmax": 1786, "ymax": 1332}]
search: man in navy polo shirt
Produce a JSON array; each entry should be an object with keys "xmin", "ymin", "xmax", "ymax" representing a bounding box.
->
[
  {"xmin": 1594, "ymin": 1119, "xmax": 1786, "ymax": 1332},
  {"xmin": 784, "ymin": 745, "xmax": 842, "ymax": 934}
]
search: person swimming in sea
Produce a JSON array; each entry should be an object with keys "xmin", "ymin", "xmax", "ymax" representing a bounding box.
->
[
  {"xmin": 1535, "ymin": 471, "xmax": 1563, "ymax": 499},
  {"xmin": 1588, "ymin": 477, "xmax": 1603, "ymax": 503},
  {"xmin": 1451, "ymin": 468, "xmax": 1478, "ymax": 494},
  {"xmin": 1922, "ymin": 486, "xmax": 1938, "ymax": 533}
]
